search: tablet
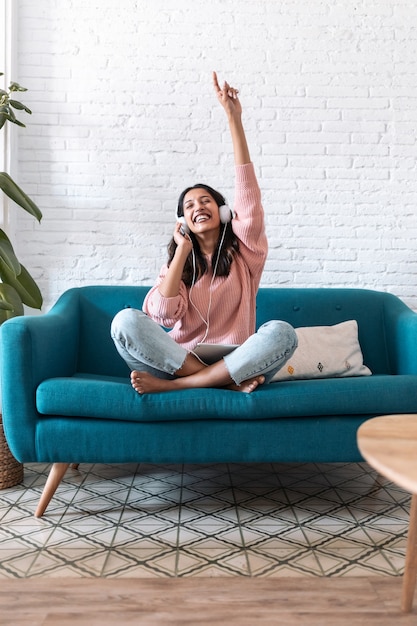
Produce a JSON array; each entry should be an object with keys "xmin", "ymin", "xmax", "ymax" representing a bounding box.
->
[{"xmin": 193, "ymin": 343, "xmax": 239, "ymax": 365}]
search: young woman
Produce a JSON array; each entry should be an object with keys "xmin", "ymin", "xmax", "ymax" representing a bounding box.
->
[{"xmin": 111, "ymin": 72, "xmax": 297, "ymax": 394}]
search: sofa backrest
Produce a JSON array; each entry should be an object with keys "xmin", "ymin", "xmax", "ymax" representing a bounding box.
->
[
  {"xmin": 256, "ymin": 288, "xmax": 397, "ymax": 375},
  {"xmin": 75, "ymin": 285, "xmax": 149, "ymax": 378},
  {"xmin": 69, "ymin": 286, "xmax": 405, "ymax": 377}
]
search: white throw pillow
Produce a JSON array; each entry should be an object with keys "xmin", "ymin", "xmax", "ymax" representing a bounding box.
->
[{"xmin": 272, "ymin": 320, "xmax": 372, "ymax": 382}]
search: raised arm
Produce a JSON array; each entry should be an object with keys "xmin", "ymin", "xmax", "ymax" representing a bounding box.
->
[{"xmin": 212, "ymin": 71, "xmax": 250, "ymax": 166}]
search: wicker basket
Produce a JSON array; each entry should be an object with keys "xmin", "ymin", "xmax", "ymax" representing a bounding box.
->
[{"xmin": 0, "ymin": 414, "xmax": 23, "ymax": 489}]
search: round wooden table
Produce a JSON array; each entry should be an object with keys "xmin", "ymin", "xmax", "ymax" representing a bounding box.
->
[{"xmin": 357, "ymin": 414, "xmax": 417, "ymax": 613}]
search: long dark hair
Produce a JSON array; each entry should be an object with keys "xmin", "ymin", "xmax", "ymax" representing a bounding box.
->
[{"xmin": 168, "ymin": 183, "xmax": 239, "ymax": 287}]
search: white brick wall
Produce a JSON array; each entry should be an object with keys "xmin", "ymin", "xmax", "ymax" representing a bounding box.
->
[{"xmin": 11, "ymin": 0, "xmax": 417, "ymax": 312}]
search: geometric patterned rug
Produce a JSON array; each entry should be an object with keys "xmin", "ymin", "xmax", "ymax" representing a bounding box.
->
[{"xmin": 0, "ymin": 462, "xmax": 410, "ymax": 579}]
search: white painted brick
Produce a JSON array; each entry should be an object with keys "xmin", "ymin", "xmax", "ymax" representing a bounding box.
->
[{"xmin": 8, "ymin": 0, "xmax": 416, "ymax": 313}]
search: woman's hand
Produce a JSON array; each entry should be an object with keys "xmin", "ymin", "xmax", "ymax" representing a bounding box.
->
[
  {"xmin": 213, "ymin": 71, "xmax": 242, "ymax": 120},
  {"xmin": 212, "ymin": 71, "xmax": 250, "ymax": 165},
  {"xmin": 173, "ymin": 222, "xmax": 193, "ymax": 254},
  {"xmin": 158, "ymin": 224, "xmax": 193, "ymax": 298}
]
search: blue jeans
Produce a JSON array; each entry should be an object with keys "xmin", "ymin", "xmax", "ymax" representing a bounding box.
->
[{"xmin": 111, "ymin": 308, "xmax": 298, "ymax": 385}]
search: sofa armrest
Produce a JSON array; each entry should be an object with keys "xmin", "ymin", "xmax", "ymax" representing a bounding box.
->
[
  {"xmin": 0, "ymin": 289, "xmax": 80, "ymax": 461},
  {"xmin": 383, "ymin": 294, "xmax": 417, "ymax": 374}
]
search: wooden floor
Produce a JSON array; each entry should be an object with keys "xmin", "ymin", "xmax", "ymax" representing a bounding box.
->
[{"xmin": 0, "ymin": 577, "xmax": 415, "ymax": 626}]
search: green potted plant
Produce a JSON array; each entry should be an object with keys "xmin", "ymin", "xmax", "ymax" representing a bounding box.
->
[
  {"xmin": 0, "ymin": 73, "xmax": 42, "ymax": 489},
  {"xmin": 0, "ymin": 72, "xmax": 42, "ymax": 322}
]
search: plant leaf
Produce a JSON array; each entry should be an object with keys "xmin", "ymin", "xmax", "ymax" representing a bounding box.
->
[
  {"xmin": 0, "ymin": 172, "xmax": 42, "ymax": 222},
  {"xmin": 0, "ymin": 298, "xmax": 14, "ymax": 311},
  {"xmin": 0, "ymin": 229, "xmax": 20, "ymax": 275},
  {"xmin": 8, "ymin": 82, "xmax": 27, "ymax": 93},
  {"xmin": 0, "ymin": 283, "xmax": 24, "ymax": 323},
  {"xmin": 0, "ymin": 103, "xmax": 27, "ymax": 127},
  {"xmin": 10, "ymin": 118, "xmax": 26, "ymax": 128},
  {"xmin": 0, "ymin": 259, "xmax": 42, "ymax": 309},
  {"xmin": 9, "ymin": 99, "xmax": 32, "ymax": 115},
  {"xmin": 6, "ymin": 105, "xmax": 16, "ymax": 122}
]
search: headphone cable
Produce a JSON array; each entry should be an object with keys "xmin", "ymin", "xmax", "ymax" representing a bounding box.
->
[{"xmin": 189, "ymin": 222, "xmax": 227, "ymax": 344}]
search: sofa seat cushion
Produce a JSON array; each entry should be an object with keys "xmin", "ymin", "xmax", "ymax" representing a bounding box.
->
[{"xmin": 36, "ymin": 373, "xmax": 417, "ymax": 422}]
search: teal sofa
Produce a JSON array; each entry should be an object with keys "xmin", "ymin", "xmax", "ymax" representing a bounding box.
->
[{"xmin": 2, "ymin": 286, "xmax": 417, "ymax": 517}]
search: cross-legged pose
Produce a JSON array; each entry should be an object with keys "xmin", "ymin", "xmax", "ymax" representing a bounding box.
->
[{"xmin": 111, "ymin": 72, "xmax": 297, "ymax": 394}]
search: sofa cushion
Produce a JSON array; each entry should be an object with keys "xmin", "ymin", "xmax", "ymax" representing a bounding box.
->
[
  {"xmin": 272, "ymin": 320, "xmax": 371, "ymax": 381},
  {"xmin": 36, "ymin": 373, "xmax": 417, "ymax": 423}
]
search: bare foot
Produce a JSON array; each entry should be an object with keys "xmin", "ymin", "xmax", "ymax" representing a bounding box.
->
[
  {"xmin": 130, "ymin": 371, "xmax": 265, "ymax": 395},
  {"xmin": 227, "ymin": 375, "xmax": 265, "ymax": 393},
  {"xmin": 131, "ymin": 371, "xmax": 178, "ymax": 394}
]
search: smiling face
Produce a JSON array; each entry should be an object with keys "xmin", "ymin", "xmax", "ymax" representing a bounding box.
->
[{"xmin": 182, "ymin": 188, "xmax": 221, "ymax": 234}]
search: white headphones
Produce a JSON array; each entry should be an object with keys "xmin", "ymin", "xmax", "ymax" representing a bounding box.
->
[
  {"xmin": 219, "ymin": 204, "xmax": 235, "ymax": 224},
  {"xmin": 176, "ymin": 203, "xmax": 234, "ymax": 234}
]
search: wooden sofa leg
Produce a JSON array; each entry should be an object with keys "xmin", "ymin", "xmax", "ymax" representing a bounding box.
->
[{"xmin": 35, "ymin": 462, "xmax": 70, "ymax": 518}]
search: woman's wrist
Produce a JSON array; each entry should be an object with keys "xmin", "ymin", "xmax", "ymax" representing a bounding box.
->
[
  {"xmin": 227, "ymin": 112, "xmax": 243, "ymax": 126},
  {"xmin": 175, "ymin": 241, "xmax": 191, "ymax": 259}
]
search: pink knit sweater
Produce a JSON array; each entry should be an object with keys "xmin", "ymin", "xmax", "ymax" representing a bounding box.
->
[{"xmin": 143, "ymin": 162, "xmax": 268, "ymax": 351}]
